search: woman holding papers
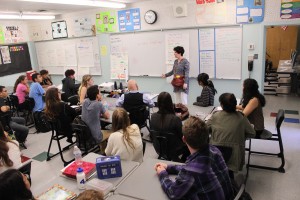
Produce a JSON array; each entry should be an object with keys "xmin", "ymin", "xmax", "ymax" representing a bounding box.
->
[{"xmin": 162, "ymin": 46, "xmax": 190, "ymax": 105}]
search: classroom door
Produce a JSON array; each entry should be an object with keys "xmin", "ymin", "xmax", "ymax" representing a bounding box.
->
[{"xmin": 266, "ymin": 26, "xmax": 298, "ymax": 69}]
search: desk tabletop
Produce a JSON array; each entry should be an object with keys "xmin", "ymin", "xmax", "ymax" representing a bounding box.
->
[
  {"xmin": 115, "ymin": 158, "xmax": 182, "ymax": 200},
  {"xmin": 32, "ymin": 153, "xmax": 139, "ymax": 197},
  {"xmin": 106, "ymin": 194, "xmax": 138, "ymax": 200}
]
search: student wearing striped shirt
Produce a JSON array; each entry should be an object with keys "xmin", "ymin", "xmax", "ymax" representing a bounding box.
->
[
  {"xmin": 155, "ymin": 116, "xmax": 234, "ymax": 200},
  {"xmin": 193, "ymin": 73, "xmax": 217, "ymax": 107}
]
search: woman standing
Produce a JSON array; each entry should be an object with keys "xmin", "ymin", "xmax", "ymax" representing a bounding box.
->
[
  {"xmin": 236, "ymin": 78, "xmax": 266, "ymax": 138},
  {"xmin": 13, "ymin": 75, "xmax": 30, "ymax": 110},
  {"xmin": 44, "ymin": 88, "xmax": 77, "ymax": 143},
  {"xmin": 162, "ymin": 46, "xmax": 190, "ymax": 105},
  {"xmin": 105, "ymin": 108, "xmax": 143, "ymax": 163},
  {"xmin": 78, "ymin": 74, "xmax": 94, "ymax": 104},
  {"xmin": 193, "ymin": 73, "xmax": 217, "ymax": 107}
]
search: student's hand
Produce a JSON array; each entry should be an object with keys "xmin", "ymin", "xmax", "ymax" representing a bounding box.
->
[
  {"xmin": 162, "ymin": 74, "xmax": 166, "ymax": 78},
  {"xmin": 183, "ymin": 83, "xmax": 188, "ymax": 89},
  {"xmin": 154, "ymin": 162, "xmax": 167, "ymax": 170},
  {"xmin": 156, "ymin": 165, "xmax": 166, "ymax": 175}
]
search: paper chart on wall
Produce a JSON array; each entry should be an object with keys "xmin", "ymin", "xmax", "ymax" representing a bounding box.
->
[
  {"xmin": 0, "ymin": 46, "xmax": 11, "ymax": 64},
  {"xmin": 200, "ymin": 51, "xmax": 215, "ymax": 78},
  {"xmin": 199, "ymin": 29, "xmax": 215, "ymax": 50},
  {"xmin": 165, "ymin": 33, "xmax": 189, "ymax": 65},
  {"xmin": 0, "ymin": 26, "xmax": 5, "ymax": 44},
  {"xmin": 65, "ymin": 44, "xmax": 77, "ymax": 67},
  {"xmin": 76, "ymin": 41, "xmax": 94, "ymax": 67},
  {"xmin": 196, "ymin": 2, "xmax": 229, "ymax": 24},
  {"xmin": 110, "ymin": 53, "xmax": 128, "ymax": 80},
  {"xmin": 74, "ymin": 17, "xmax": 93, "ymax": 37}
]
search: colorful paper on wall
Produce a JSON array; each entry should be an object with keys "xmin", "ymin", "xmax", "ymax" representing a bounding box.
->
[
  {"xmin": 118, "ymin": 8, "xmax": 141, "ymax": 32},
  {"xmin": 281, "ymin": 0, "xmax": 300, "ymax": 19},
  {"xmin": 74, "ymin": 17, "xmax": 93, "ymax": 36},
  {"xmin": 236, "ymin": 0, "xmax": 265, "ymax": 24},
  {"xmin": 110, "ymin": 53, "xmax": 128, "ymax": 80},
  {"xmin": 4, "ymin": 26, "xmax": 24, "ymax": 43},
  {"xmin": 96, "ymin": 11, "xmax": 117, "ymax": 33},
  {"xmin": 0, "ymin": 26, "xmax": 4, "ymax": 44},
  {"xmin": 0, "ymin": 46, "xmax": 11, "ymax": 64},
  {"xmin": 196, "ymin": 1, "xmax": 231, "ymax": 24}
]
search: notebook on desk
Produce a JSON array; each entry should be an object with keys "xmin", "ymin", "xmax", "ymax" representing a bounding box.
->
[{"xmin": 36, "ymin": 184, "xmax": 76, "ymax": 200}]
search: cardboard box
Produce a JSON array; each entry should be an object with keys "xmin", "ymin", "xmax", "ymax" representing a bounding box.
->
[{"xmin": 96, "ymin": 155, "xmax": 122, "ymax": 179}]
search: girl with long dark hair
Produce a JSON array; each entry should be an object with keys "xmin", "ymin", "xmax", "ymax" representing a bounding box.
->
[
  {"xmin": 193, "ymin": 73, "xmax": 217, "ymax": 107},
  {"xmin": 237, "ymin": 78, "xmax": 266, "ymax": 138},
  {"xmin": 13, "ymin": 75, "xmax": 30, "ymax": 109},
  {"xmin": 44, "ymin": 88, "xmax": 77, "ymax": 143}
]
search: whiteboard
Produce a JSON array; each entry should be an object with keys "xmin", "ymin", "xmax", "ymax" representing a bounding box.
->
[
  {"xmin": 199, "ymin": 26, "xmax": 242, "ymax": 80},
  {"xmin": 110, "ymin": 29, "xmax": 199, "ymax": 78},
  {"xmin": 35, "ymin": 36, "xmax": 101, "ymax": 79}
]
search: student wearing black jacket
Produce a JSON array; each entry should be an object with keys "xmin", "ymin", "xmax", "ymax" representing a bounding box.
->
[{"xmin": 62, "ymin": 69, "xmax": 80, "ymax": 101}]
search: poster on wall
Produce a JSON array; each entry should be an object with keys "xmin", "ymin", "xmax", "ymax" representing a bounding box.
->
[
  {"xmin": 110, "ymin": 53, "xmax": 128, "ymax": 80},
  {"xmin": 196, "ymin": 1, "xmax": 235, "ymax": 24},
  {"xmin": 236, "ymin": 0, "xmax": 265, "ymax": 23},
  {"xmin": 118, "ymin": 8, "xmax": 141, "ymax": 32},
  {"xmin": 4, "ymin": 26, "xmax": 24, "ymax": 43},
  {"xmin": 280, "ymin": 0, "xmax": 300, "ymax": 19},
  {"xmin": 96, "ymin": 11, "xmax": 117, "ymax": 33},
  {"xmin": 0, "ymin": 46, "xmax": 11, "ymax": 64},
  {"xmin": 74, "ymin": 17, "xmax": 93, "ymax": 37}
]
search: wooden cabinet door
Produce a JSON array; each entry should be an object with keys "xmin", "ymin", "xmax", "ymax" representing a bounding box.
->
[{"xmin": 266, "ymin": 26, "xmax": 298, "ymax": 68}]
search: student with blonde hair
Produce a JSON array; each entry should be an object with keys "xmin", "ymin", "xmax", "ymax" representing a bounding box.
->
[
  {"xmin": 105, "ymin": 108, "xmax": 143, "ymax": 163},
  {"xmin": 78, "ymin": 74, "xmax": 94, "ymax": 104}
]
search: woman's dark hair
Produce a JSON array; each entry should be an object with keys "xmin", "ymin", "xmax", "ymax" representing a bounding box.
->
[
  {"xmin": 13, "ymin": 75, "xmax": 26, "ymax": 93},
  {"xmin": 173, "ymin": 46, "xmax": 185, "ymax": 56},
  {"xmin": 0, "ymin": 123, "xmax": 14, "ymax": 168},
  {"xmin": 0, "ymin": 169, "xmax": 33, "ymax": 200},
  {"xmin": 219, "ymin": 93, "xmax": 237, "ymax": 113},
  {"xmin": 87, "ymin": 85, "xmax": 99, "ymax": 101},
  {"xmin": 40, "ymin": 69, "xmax": 49, "ymax": 75},
  {"xmin": 157, "ymin": 92, "xmax": 175, "ymax": 128},
  {"xmin": 44, "ymin": 87, "xmax": 61, "ymax": 119},
  {"xmin": 65, "ymin": 69, "xmax": 75, "ymax": 77},
  {"xmin": 242, "ymin": 78, "xmax": 266, "ymax": 108},
  {"xmin": 197, "ymin": 73, "xmax": 217, "ymax": 95}
]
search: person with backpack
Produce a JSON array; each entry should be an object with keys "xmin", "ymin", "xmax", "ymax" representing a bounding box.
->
[{"xmin": 0, "ymin": 86, "xmax": 28, "ymax": 143}]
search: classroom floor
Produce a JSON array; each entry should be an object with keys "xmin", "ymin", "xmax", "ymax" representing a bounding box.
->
[{"xmin": 21, "ymin": 95, "xmax": 300, "ymax": 200}]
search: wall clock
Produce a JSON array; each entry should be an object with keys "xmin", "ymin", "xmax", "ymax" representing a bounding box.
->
[
  {"xmin": 52, "ymin": 20, "xmax": 68, "ymax": 39},
  {"xmin": 144, "ymin": 10, "xmax": 157, "ymax": 24}
]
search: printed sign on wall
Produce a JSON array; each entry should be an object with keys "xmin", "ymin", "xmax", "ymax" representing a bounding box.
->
[
  {"xmin": 118, "ymin": 8, "xmax": 141, "ymax": 32},
  {"xmin": 96, "ymin": 11, "xmax": 117, "ymax": 33},
  {"xmin": 281, "ymin": 0, "xmax": 300, "ymax": 19},
  {"xmin": 236, "ymin": 0, "xmax": 265, "ymax": 24}
]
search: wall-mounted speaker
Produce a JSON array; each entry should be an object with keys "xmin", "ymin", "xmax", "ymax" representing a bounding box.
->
[{"xmin": 173, "ymin": 3, "xmax": 187, "ymax": 18}]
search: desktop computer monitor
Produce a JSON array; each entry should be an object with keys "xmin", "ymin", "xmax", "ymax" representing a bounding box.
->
[{"xmin": 291, "ymin": 50, "xmax": 299, "ymax": 68}]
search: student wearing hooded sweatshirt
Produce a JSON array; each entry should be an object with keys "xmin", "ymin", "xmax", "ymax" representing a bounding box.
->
[{"xmin": 61, "ymin": 69, "xmax": 80, "ymax": 101}]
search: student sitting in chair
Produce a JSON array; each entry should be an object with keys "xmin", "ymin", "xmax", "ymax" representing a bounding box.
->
[
  {"xmin": 193, "ymin": 73, "xmax": 217, "ymax": 107},
  {"xmin": 29, "ymin": 73, "xmax": 45, "ymax": 112},
  {"xmin": 78, "ymin": 74, "xmax": 94, "ymax": 104},
  {"xmin": 81, "ymin": 85, "xmax": 110, "ymax": 149},
  {"xmin": 116, "ymin": 79, "xmax": 155, "ymax": 109},
  {"xmin": 155, "ymin": 116, "xmax": 234, "ymax": 200},
  {"xmin": 150, "ymin": 92, "xmax": 189, "ymax": 162},
  {"xmin": 0, "ymin": 86, "xmax": 29, "ymax": 144},
  {"xmin": 13, "ymin": 75, "xmax": 30, "ymax": 110},
  {"xmin": 44, "ymin": 88, "xmax": 77, "ymax": 143},
  {"xmin": 236, "ymin": 78, "xmax": 267, "ymax": 139},
  {"xmin": 0, "ymin": 123, "xmax": 22, "ymax": 174},
  {"xmin": 105, "ymin": 108, "xmax": 143, "ymax": 163},
  {"xmin": 206, "ymin": 93, "xmax": 255, "ymax": 177},
  {"xmin": 40, "ymin": 69, "xmax": 53, "ymax": 89},
  {"xmin": 62, "ymin": 69, "xmax": 80, "ymax": 101}
]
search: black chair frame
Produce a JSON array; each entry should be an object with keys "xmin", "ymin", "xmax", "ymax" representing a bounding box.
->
[
  {"xmin": 246, "ymin": 109, "xmax": 285, "ymax": 174},
  {"xmin": 47, "ymin": 120, "xmax": 76, "ymax": 166},
  {"xmin": 72, "ymin": 122, "xmax": 100, "ymax": 156}
]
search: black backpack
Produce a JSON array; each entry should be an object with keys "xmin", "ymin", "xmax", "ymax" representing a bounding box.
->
[{"xmin": 33, "ymin": 111, "xmax": 51, "ymax": 133}]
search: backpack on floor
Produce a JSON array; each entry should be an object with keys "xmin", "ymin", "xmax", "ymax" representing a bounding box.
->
[{"xmin": 33, "ymin": 111, "xmax": 51, "ymax": 133}]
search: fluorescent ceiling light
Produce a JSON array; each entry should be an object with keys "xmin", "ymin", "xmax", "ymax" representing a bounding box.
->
[
  {"xmin": 0, "ymin": 14, "xmax": 55, "ymax": 20},
  {"xmin": 19, "ymin": 0, "xmax": 126, "ymax": 8}
]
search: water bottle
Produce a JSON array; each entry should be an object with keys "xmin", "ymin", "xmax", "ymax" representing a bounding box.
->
[
  {"xmin": 119, "ymin": 82, "xmax": 123, "ymax": 90},
  {"xmin": 73, "ymin": 146, "xmax": 83, "ymax": 168},
  {"xmin": 114, "ymin": 81, "xmax": 118, "ymax": 90},
  {"xmin": 76, "ymin": 167, "xmax": 86, "ymax": 190}
]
